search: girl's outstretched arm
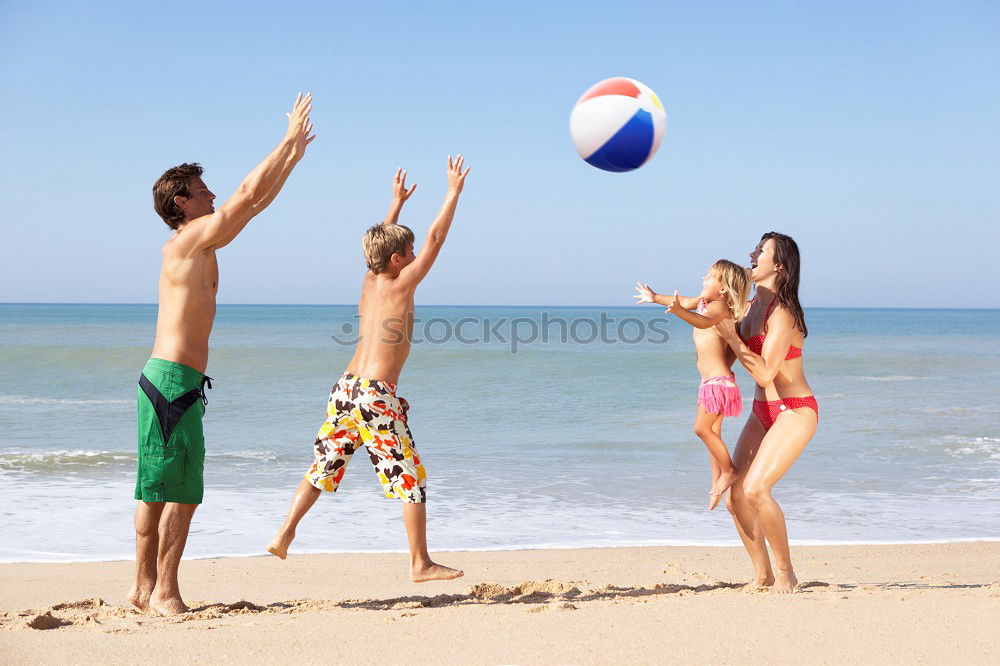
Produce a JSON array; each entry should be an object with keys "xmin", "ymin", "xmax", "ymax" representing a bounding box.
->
[
  {"xmin": 666, "ymin": 292, "xmax": 730, "ymax": 329},
  {"xmin": 634, "ymin": 282, "xmax": 699, "ymax": 310}
]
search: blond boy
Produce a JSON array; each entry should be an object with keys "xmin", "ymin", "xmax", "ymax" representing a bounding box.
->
[{"xmin": 268, "ymin": 156, "xmax": 470, "ymax": 582}]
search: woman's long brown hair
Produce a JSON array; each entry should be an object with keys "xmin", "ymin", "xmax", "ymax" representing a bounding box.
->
[{"xmin": 761, "ymin": 232, "xmax": 808, "ymax": 338}]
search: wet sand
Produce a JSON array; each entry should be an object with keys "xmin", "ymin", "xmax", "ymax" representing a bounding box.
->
[{"xmin": 2, "ymin": 542, "xmax": 999, "ymax": 664}]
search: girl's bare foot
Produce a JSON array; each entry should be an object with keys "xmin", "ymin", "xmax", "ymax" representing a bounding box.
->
[
  {"xmin": 708, "ymin": 469, "xmax": 738, "ymax": 510},
  {"xmin": 125, "ymin": 586, "xmax": 152, "ymax": 613},
  {"xmin": 411, "ymin": 562, "xmax": 464, "ymax": 583},
  {"xmin": 267, "ymin": 530, "xmax": 294, "ymax": 560},
  {"xmin": 773, "ymin": 570, "xmax": 798, "ymax": 593}
]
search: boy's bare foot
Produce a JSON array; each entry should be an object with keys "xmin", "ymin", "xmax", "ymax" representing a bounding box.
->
[
  {"xmin": 772, "ymin": 570, "xmax": 798, "ymax": 594},
  {"xmin": 149, "ymin": 592, "xmax": 189, "ymax": 616},
  {"xmin": 267, "ymin": 530, "xmax": 294, "ymax": 560},
  {"xmin": 411, "ymin": 562, "xmax": 464, "ymax": 583},
  {"xmin": 125, "ymin": 586, "xmax": 152, "ymax": 613},
  {"xmin": 708, "ymin": 469, "xmax": 738, "ymax": 510}
]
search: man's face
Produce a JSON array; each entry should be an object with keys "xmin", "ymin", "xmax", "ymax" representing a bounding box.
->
[{"xmin": 176, "ymin": 176, "xmax": 216, "ymax": 220}]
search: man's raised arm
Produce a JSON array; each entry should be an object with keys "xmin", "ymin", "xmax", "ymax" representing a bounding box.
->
[
  {"xmin": 398, "ymin": 155, "xmax": 470, "ymax": 288},
  {"xmin": 186, "ymin": 93, "xmax": 316, "ymax": 251}
]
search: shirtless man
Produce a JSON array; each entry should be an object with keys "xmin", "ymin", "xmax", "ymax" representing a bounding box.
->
[
  {"xmin": 130, "ymin": 94, "xmax": 315, "ymax": 615},
  {"xmin": 267, "ymin": 156, "xmax": 470, "ymax": 583}
]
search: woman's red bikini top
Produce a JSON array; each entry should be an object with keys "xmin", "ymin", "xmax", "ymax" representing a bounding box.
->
[{"xmin": 741, "ymin": 299, "xmax": 803, "ymax": 360}]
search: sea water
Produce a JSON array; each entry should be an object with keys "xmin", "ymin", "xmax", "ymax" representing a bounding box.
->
[{"xmin": 1, "ymin": 304, "xmax": 997, "ymax": 562}]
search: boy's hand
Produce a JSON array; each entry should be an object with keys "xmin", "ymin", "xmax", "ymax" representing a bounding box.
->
[
  {"xmin": 392, "ymin": 167, "xmax": 417, "ymax": 202},
  {"xmin": 665, "ymin": 290, "xmax": 682, "ymax": 314},
  {"xmin": 446, "ymin": 154, "xmax": 471, "ymax": 193},
  {"xmin": 633, "ymin": 282, "xmax": 656, "ymax": 305},
  {"xmin": 285, "ymin": 92, "xmax": 316, "ymax": 157}
]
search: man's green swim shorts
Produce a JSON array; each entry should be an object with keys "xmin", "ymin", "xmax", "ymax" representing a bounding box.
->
[{"xmin": 134, "ymin": 358, "xmax": 212, "ymax": 504}]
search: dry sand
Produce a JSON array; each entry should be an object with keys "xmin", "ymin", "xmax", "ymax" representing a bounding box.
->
[{"xmin": 2, "ymin": 542, "xmax": 999, "ymax": 664}]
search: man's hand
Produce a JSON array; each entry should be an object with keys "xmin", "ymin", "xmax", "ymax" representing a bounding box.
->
[
  {"xmin": 285, "ymin": 92, "xmax": 316, "ymax": 158},
  {"xmin": 392, "ymin": 167, "xmax": 417, "ymax": 202},
  {"xmin": 184, "ymin": 93, "xmax": 315, "ymax": 251},
  {"xmin": 447, "ymin": 154, "xmax": 471, "ymax": 193},
  {"xmin": 633, "ymin": 282, "xmax": 656, "ymax": 305}
]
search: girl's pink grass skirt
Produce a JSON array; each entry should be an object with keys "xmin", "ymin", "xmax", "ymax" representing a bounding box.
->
[{"xmin": 698, "ymin": 374, "xmax": 742, "ymax": 417}]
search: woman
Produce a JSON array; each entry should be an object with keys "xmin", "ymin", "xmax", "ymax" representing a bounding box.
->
[{"xmin": 714, "ymin": 232, "xmax": 817, "ymax": 593}]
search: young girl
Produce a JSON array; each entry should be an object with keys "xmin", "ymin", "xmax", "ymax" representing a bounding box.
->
[{"xmin": 634, "ymin": 259, "xmax": 751, "ymax": 509}]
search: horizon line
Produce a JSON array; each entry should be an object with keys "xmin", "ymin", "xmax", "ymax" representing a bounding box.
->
[{"xmin": 1, "ymin": 302, "xmax": 999, "ymax": 311}]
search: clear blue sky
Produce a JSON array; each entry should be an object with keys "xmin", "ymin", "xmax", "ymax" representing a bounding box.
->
[{"xmin": 1, "ymin": 1, "xmax": 997, "ymax": 307}]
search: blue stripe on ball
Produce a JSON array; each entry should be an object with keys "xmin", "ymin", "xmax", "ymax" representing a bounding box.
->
[{"xmin": 583, "ymin": 109, "xmax": 654, "ymax": 173}]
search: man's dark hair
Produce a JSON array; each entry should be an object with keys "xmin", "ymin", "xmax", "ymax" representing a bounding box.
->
[{"xmin": 152, "ymin": 163, "xmax": 203, "ymax": 230}]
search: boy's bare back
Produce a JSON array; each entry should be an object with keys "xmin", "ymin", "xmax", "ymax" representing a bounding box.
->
[{"xmin": 347, "ymin": 271, "xmax": 416, "ymax": 385}]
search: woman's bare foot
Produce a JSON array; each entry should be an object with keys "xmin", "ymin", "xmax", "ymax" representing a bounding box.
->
[
  {"xmin": 772, "ymin": 570, "xmax": 798, "ymax": 594},
  {"xmin": 745, "ymin": 574, "xmax": 775, "ymax": 590},
  {"xmin": 149, "ymin": 592, "xmax": 189, "ymax": 616},
  {"xmin": 708, "ymin": 469, "xmax": 738, "ymax": 510},
  {"xmin": 411, "ymin": 562, "xmax": 464, "ymax": 583},
  {"xmin": 125, "ymin": 586, "xmax": 152, "ymax": 613},
  {"xmin": 267, "ymin": 530, "xmax": 294, "ymax": 560}
]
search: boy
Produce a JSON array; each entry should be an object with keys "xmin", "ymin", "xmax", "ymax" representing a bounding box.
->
[{"xmin": 268, "ymin": 156, "xmax": 470, "ymax": 582}]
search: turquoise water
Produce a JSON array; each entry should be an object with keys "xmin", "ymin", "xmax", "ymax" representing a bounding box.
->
[{"xmin": 1, "ymin": 304, "xmax": 998, "ymax": 562}]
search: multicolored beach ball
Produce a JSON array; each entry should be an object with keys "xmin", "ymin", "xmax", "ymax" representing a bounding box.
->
[{"xmin": 569, "ymin": 77, "xmax": 668, "ymax": 172}]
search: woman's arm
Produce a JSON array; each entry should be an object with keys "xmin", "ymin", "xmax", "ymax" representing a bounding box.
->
[{"xmin": 716, "ymin": 308, "xmax": 795, "ymax": 386}]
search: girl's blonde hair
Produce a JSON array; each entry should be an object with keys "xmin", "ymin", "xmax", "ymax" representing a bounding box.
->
[{"xmin": 711, "ymin": 259, "xmax": 751, "ymax": 321}]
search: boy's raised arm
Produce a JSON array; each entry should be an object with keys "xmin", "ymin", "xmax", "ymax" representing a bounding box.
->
[
  {"xmin": 180, "ymin": 93, "xmax": 316, "ymax": 251},
  {"xmin": 398, "ymin": 155, "xmax": 470, "ymax": 288},
  {"xmin": 383, "ymin": 168, "xmax": 417, "ymax": 226}
]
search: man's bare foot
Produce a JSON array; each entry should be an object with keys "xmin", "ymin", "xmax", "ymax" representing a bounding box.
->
[
  {"xmin": 149, "ymin": 592, "xmax": 189, "ymax": 616},
  {"xmin": 772, "ymin": 570, "xmax": 798, "ymax": 594},
  {"xmin": 267, "ymin": 530, "xmax": 294, "ymax": 560},
  {"xmin": 708, "ymin": 469, "xmax": 738, "ymax": 510},
  {"xmin": 126, "ymin": 586, "xmax": 152, "ymax": 613},
  {"xmin": 411, "ymin": 562, "xmax": 464, "ymax": 583}
]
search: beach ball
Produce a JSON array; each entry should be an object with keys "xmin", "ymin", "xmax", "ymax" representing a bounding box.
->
[{"xmin": 570, "ymin": 77, "xmax": 668, "ymax": 172}]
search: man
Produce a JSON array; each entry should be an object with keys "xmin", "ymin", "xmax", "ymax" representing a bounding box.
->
[
  {"xmin": 129, "ymin": 93, "xmax": 315, "ymax": 615},
  {"xmin": 267, "ymin": 157, "xmax": 469, "ymax": 583}
]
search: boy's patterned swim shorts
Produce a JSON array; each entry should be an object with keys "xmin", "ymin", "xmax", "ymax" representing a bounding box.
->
[{"xmin": 305, "ymin": 373, "xmax": 426, "ymax": 503}]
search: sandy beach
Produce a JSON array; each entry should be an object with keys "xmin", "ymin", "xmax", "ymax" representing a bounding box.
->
[{"xmin": 2, "ymin": 541, "xmax": 998, "ymax": 664}]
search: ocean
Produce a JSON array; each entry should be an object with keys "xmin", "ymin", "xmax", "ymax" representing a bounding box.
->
[{"xmin": 1, "ymin": 303, "xmax": 998, "ymax": 562}]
